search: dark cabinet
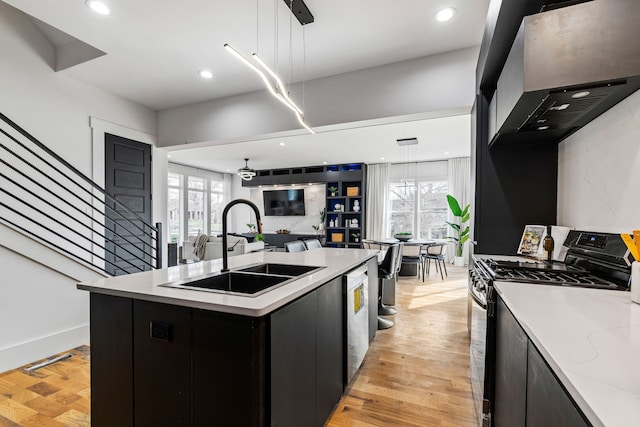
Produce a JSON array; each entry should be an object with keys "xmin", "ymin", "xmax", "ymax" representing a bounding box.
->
[
  {"xmin": 315, "ymin": 277, "xmax": 344, "ymax": 424},
  {"xmin": 494, "ymin": 296, "xmax": 591, "ymax": 427},
  {"xmin": 494, "ymin": 298, "xmax": 528, "ymax": 427},
  {"xmin": 90, "ymin": 272, "xmax": 355, "ymax": 427},
  {"xmin": 270, "ymin": 277, "xmax": 344, "ymax": 426},
  {"xmin": 90, "ymin": 294, "xmax": 133, "ymax": 427},
  {"xmin": 133, "ymin": 300, "xmax": 192, "ymax": 427},
  {"xmin": 271, "ymin": 290, "xmax": 318, "ymax": 426},
  {"xmin": 192, "ymin": 310, "xmax": 266, "ymax": 427},
  {"xmin": 526, "ymin": 345, "xmax": 590, "ymax": 427}
]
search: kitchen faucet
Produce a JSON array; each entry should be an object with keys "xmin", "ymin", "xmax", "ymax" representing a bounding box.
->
[{"xmin": 221, "ymin": 199, "xmax": 262, "ymax": 272}]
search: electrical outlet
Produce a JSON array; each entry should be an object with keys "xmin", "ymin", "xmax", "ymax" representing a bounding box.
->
[{"xmin": 150, "ymin": 321, "xmax": 172, "ymax": 342}]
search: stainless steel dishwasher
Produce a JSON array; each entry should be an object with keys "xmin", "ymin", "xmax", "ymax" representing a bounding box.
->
[{"xmin": 345, "ymin": 265, "xmax": 369, "ymax": 384}]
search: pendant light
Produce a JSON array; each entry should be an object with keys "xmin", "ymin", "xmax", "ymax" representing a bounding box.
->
[
  {"xmin": 224, "ymin": 0, "xmax": 315, "ymax": 134},
  {"xmin": 237, "ymin": 158, "xmax": 257, "ymax": 181}
]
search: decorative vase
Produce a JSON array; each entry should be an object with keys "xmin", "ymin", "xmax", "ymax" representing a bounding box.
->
[
  {"xmin": 353, "ymin": 200, "xmax": 360, "ymax": 212},
  {"xmin": 454, "ymin": 256, "xmax": 465, "ymax": 267}
]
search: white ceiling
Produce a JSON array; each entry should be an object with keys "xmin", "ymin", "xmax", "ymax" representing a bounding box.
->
[{"xmin": 5, "ymin": 0, "xmax": 489, "ymax": 170}]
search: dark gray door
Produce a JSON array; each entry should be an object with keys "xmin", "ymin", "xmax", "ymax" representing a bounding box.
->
[{"xmin": 105, "ymin": 133, "xmax": 152, "ymax": 276}]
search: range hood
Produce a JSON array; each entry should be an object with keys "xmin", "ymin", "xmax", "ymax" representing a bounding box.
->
[{"xmin": 489, "ymin": 0, "xmax": 640, "ymax": 147}]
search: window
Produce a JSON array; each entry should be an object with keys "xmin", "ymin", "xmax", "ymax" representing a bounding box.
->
[
  {"xmin": 167, "ymin": 173, "xmax": 182, "ymax": 243},
  {"xmin": 418, "ymin": 181, "xmax": 449, "ymax": 239},
  {"xmin": 389, "ymin": 180, "xmax": 416, "ymax": 235},
  {"xmin": 167, "ymin": 167, "xmax": 226, "ymax": 243},
  {"xmin": 210, "ymin": 180, "xmax": 224, "ymax": 234},
  {"xmin": 389, "ymin": 179, "xmax": 448, "ymax": 239},
  {"xmin": 187, "ymin": 176, "xmax": 205, "ymax": 238}
]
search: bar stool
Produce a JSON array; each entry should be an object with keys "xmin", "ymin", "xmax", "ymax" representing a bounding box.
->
[
  {"xmin": 377, "ymin": 243, "xmax": 400, "ymax": 330},
  {"xmin": 284, "ymin": 240, "xmax": 307, "ymax": 253}
]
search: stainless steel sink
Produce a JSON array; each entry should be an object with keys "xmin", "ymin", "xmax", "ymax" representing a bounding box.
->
[{"xmin": 159, "ymin": 264, "xmax": 324, "ymax": 297}]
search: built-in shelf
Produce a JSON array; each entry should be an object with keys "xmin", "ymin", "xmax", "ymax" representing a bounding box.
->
[{"xmin": 242, "ymin": 163, "xmax": 366, "ymax": 248}]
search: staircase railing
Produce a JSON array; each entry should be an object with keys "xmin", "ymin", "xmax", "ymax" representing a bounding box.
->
[{"xmin": 0, "ymin": 112, "xmax": 162, "ymax": 276}]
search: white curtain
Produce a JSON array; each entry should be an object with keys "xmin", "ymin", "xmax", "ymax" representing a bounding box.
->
[
  {"xmin": 366, "ymin": 163, "xmax": 390, "ymax": 240},
  {"xmin": 447, "ymin": 157, "xmax": 470, "ymax": 263}
]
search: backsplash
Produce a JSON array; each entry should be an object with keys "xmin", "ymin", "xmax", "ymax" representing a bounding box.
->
[{"xmin": 558, "ymin": 89, "xmax": 640, "ymax": 233}]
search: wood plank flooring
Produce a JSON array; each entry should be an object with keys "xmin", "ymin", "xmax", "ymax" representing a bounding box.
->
[{"xmin": 0, "ymin": 265, "xmax": 476, "ymax": 426}]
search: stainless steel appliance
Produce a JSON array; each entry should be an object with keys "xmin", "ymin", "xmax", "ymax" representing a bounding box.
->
[
  {"xmin": 345, "ymin": 265, "xmax": 369, "ymax": 384},
  {"xmin": 469, "ymin": 230, "xmax": 634, "ymax": 427}
]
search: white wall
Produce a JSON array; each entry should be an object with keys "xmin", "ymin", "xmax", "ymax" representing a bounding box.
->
[
  {"xmin": 250, "ymin": 185, "xmax": 325, "ymax": 234},
  {"xmin": 558, "ymin": 89, "xmax": 640, "ymax": 232},
  {"xmin": 157, "ymin": 47, "xmax": 479, "ymax": 146},
  {"xmin": 0, "ymin": 2, "xmax": 159, "ymax": 371}
]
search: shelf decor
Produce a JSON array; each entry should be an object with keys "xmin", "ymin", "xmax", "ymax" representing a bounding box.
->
[
  {"xmin": 331, "ymin": 233, "xmax": 343, "ymax": 243},
  {"xmin": 346, "ymin": 186, "xmax": 359, "ymax": 196}
]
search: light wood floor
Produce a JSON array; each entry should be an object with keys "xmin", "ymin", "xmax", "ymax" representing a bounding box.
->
[{"xmin": 0, "ymin": 265, "xmax": 476, "ymax": 427}]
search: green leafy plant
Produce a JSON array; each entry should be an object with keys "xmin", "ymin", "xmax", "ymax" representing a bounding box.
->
[
  {"xmin": 254, "ymin": 233, "xmax": 264, "ymax": 241},
  {"xmin": 328, "ymin": 186, "xmax": 338, "ymax": 195},
  {"xmin": 246, "ymin": 223, "xmax": 256, "ymax": 232},
  {"xmin": 351, "ymin": 232, "xmax": 360, "ymax": 238},
  {"xmin": 445, "ymin": 194, "xmax": 470, "ymax": 257}
]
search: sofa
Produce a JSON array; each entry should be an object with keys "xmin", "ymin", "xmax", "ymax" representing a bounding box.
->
[{"xmin": 182, "ymin": 234, "xmax": 265, "ymax": 262}]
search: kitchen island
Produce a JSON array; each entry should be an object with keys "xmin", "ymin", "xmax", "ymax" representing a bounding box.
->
[
  {"xmin": 494, "ymin": 282, "xmax": 640, "ymax": 427},
  {"xmin": 78, "ymin": 248, "xmax": 379, "ymax": 427}
]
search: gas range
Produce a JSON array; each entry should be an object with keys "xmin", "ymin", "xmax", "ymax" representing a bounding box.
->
[
  {"xmin": 473, "ymin": 230, "xmax": 634, "ymax": 292},
  {"xmin": 478, "ymin": 257, "xmax": 625, "ymax": 290}
]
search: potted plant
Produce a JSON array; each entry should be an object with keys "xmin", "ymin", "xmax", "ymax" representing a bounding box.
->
[
  {"xmin": 328, "ymin": 186, "xmax": 338, "ymax": 197},
  {"xmin": 445, "ymin": 194, "xmax": 470, "ymax": 267},
  {"xmin": 246, "ymin": 223, "xmax": 256, "ymax": 233},
  {"xmin": 254, "ymin": 233, "xmax": 264, "ymax": 242},
  {"xmin": 351, "ymin": 232, "xmax": 360, "ymax": 243}
]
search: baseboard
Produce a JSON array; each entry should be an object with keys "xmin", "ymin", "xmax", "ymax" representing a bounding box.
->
[{"xmin": 0, "ymin": 324, "xmax": 89, "ymax": 373}]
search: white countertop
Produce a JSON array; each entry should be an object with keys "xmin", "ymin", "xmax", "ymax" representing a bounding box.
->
[
  {"xmin": 494, "ymin": 282, "xmax": 640, "ymax": 427},
  {"xmin": 78, "ymin": 248, "xmax": 378, "ymax": 317}
]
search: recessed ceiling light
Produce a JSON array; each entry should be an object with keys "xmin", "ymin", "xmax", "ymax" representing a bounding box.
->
[
  {"xmin": 572, "ymin": 91, "xmax": 591, "ymax": 99},
  {"xmin": 435, "ymin": 7, "xmax": 456, "ymax": 22},
  {"xmin": 279, "ymin": 142, "xmax": 286, "ymax": 146},
  {"xmin": 322, "ymin": 161, "xmax": 327, "ymax": 165},
  {"xmin": 380, "ymin": 157, "xmax": 385, "ymax": 160},
  {"xmin": 537, "ymin": 125, "xmax": 550, "ymax": 131},
  {"xmin": 198, "ymin": 70, "xmax": 213, "ymax": 79},
  {"xmin": 167, "ymin": 154, "xmax": 171, "ymax": 158},
  {"xmin": 85, "ymin": 0, "xmax": 110, "ymax": 15},
  {"xmin": 444, "ymin": 151, "xmax": 450, "ymax": 155},
  {"xmin": 225, "ymin": 169, "xmax": 230, "ymax": 172}
]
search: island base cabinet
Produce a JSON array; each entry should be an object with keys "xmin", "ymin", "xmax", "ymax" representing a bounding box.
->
[
  {"xmin": 133, "ymin": 300, "xmax": 192, "ymax": 427},
  {"xmin": 270, "ymin": 277, "xmax": 344, "ymax": 427},
  {"xmin": 90, "ymin": 294, "xmax": 133, "ymax": 427},
  {"xmin": 526, "ymin": 345, "xmax": 590, "ymax": 427},
  {"xmin": 192, "ymin": 310, "xmax": 266, "ymax": 427}
]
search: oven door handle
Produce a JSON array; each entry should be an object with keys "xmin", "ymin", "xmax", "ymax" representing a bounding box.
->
[{"xmin": 468, "ymin": 276, "xmax": 487, "ymax": 309}]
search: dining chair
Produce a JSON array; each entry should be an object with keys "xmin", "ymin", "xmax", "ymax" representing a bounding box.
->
[
  {"xmin": 362, "ymin": 240, "xmax": 383, "ymax": 250},
  {"xmin": 302, "ymin": 239, "xmax": 323, "ymax": 250},
  {"xmin": 423, "ymin": 243, "xmax": 447, "ymax": 280},
  {"xmin": 400, "ymin": 244, "xmax": 424, "ymax": 281},
  {"xmin": 284, "ymin": 240, "xmax": 307, "ymax": 253}
]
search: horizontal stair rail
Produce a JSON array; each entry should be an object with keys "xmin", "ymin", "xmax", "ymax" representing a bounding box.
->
[{"xmin": 0, "ymin": 112, "xmax": 162, "ymax": 276}]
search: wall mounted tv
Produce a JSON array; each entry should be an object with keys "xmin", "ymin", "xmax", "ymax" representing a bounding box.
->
[{"xmin": 263, "ymin": 189, "xmax": 306, "ymax": 216}]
